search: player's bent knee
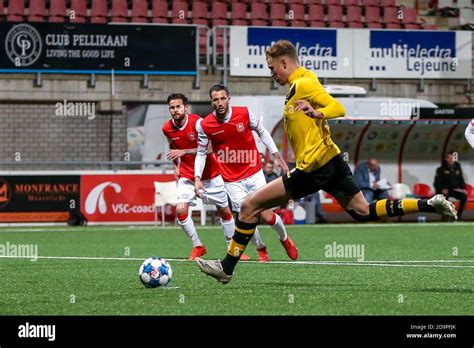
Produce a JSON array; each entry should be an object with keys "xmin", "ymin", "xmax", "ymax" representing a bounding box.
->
[
  {"xmin": 218, "ymin": 208, "xmax": 233, "ymax": 221},
  {"xmin": 240, "ymin": 198, "xmax": 259, "ymax": 221},
  {"xmin": 347, "ymin": 204, "xmax": 378, "ymax": 222}
]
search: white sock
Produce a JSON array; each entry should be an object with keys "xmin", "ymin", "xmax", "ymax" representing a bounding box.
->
[
  {"xmin": 177, "ymin": 215, "xmax": 202, "ymax": 247},
  {"xmin": 250, "ymin": 227, "xmax": 265, "ymax": 249},
  {"xmin": 221, "ymin": 218, "xmax": 235, "ymax": 244},
  {"xmin": 270, "ymin": 213, "xmax": 288, "ymax": 241}
]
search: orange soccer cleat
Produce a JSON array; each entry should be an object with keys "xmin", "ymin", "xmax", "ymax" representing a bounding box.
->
[
  {"xmin": 188, "ymin": 245, "xmax": 207, "ymax": 261},
  {"xmin": 281, "ymin": 236, "xmax": 298, "ymax": 260},
  {"xmin": 240, "ymin": 253, "xmax": 250, "ymax": 261},
  {"xmin": 257, "ymin": 247, "xmax": 270, "ymax": 263}
]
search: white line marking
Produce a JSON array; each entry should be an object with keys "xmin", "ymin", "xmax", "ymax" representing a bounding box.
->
[
  {"xmin": 1, "ymin": 222, "xmax": 473, "ymax": 233},
  {"xmin": 1, "ymin": 255, "xmax": 473, "ymax": 268}
]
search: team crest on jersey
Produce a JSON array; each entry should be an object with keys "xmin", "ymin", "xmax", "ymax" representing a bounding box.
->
[
  {"xmin": 236, "ymin": 123, "xmax": 244, "ymax": 132},
  {"xmin": 188, "ymin": 132, "xmax": 196, "ymax": 141}
]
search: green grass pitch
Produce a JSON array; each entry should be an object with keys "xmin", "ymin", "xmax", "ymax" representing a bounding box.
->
[{"xmin": 0, "ymin": 223, "xmax": 473, "ymax": 315}]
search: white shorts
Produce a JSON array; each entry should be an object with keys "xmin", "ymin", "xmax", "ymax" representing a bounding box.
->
[
  {"xmin": 177, "ymin": 175, "xmax": 229, "ymax": 208},
  {"xmin": 225, "ymin": 170, "xmax": 267, "ymax": 212}
]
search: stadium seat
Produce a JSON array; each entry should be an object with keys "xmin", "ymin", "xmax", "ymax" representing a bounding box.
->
[
  {"xmin": 385, "ymin": 22, "xmax": 402, "ymax": 29},
  {"xmin": 346, "ymin": 5, "xmax": 362, "ymax": 26},
  {"xmin": 288, "ymin": 3, "xmax": 305, "ymax": 23},
  {"xmin": 49, "ymin": 0, "xmax": 67, "ymax": 22},
  {"xmin": 230, "ymin": 2, "xmax": 247, "ymax": 21},
  {"xmin": 171, "ymin": 1, "xmax": 189, "ymax": 24},
  {"xmin": 190, "ymin": 197, "xmax": 217, "ymax": 226},
  {"xmin": 326, "ymin": 0, "xmax": 342, "ymax": 5},
  {"xmin": 192, "ymin": 2, "xmax": 208, "ymax": 20},
  {"xmin": 269, "ymin": 3, "xmax": 286, "ymax": 23},
  {"xmin": 249, "ymin": 19, "xmax": 267, "ymax": 26},
  {"xmin": 308, "ymin": 4, "xmax": 325, "ymax": 25},
  {"xmin": 307, "ymin": 0, "xmax": 324, "ymax": 4},
  {"xmin": 111, "ymin": 0, "xmax": 129, "ymax": 22},
  {"xmin": 363, "ymin": 0, "xmax": 379, "ymax": 8},
  {"xmin": 327, "ymin": 5, "xmax": 344, "ymax": 26},
  {"xmin": 380, "ymin": 0, "xmax": 397, "ymax": 8},
  {"xmin": 91, "ymin": 0, "xmax": 109, "ymax": 23},
  {"xmin": 0, "ymin": 1, "xmax": 4, "ymax": 20},
  {"xmin": 151, "ymin": 0, "xmax": 168, "ymax": 23},
  {"xmin": 268, "ymin": 0, "xmax": 286, "ymax": 3},
  {"xmin": 348, "ymin": 21, "xmax": 364, "ymax": 27},
  {"xmin": 308, "ymin": 20, "xmax": 325, "ymax": 27},
  {"xmin": 131, "ymin": 0, "xmax": 148, "ymax": 23},
  {"xmin": 290, "ymin": 20, "xmax": 307, "ymax": 27},
  {"xmin": 413, "ymin": 183, "xmax": 434, "ymax": 199},
  {"xmin": 231, "ymin": 18, "xmax": 248, "ymax": 26},
  {"xmin": 400, "ymin": 7, "xmax": 418, "ymax": 25},
  {"xmin": 404, "ymin": 23, "xmax": 420, "ymax": 29},
  {"xmin": 7, "ymin": 0, "xmax": 25, "ymax": 22},
  {"xmin": 69, "ymin": 0, "xmax": 87, "ymax": 22},
  {"xmin": 211, "ymin": 18, "xmax": 228, "ymax": 27},
  {"xmin": 343, "ymin": 0, "xmax": 360, "ymax": 6},
  {"xmin": 250, "ymin": 3, "xmax": 267, "ymax": 21},
  {"xmin": 28, "ymin": 0, "xmax": 46, "ymax": 22},
  {"xmin": 466, "ymin": 184, "xmax": 474, "ymax": 202},
  {"xmin": 365, "ymin": 6, "xmax": 381, "ymax": 25},
  {"xmin": 383, "ymin": 7, "xmax": 399, "ymax": 25},
  {"xmin": 153, "ymin": 181, "xmax": 178, "ymax": 227},
  {"xmin": 271, "ymin": 19, "xmax": 287, "ymax": 26},
  {"xmin": 366, "ymin": 22, "xmax": 383, "ymax": 28},
  {"xmin": 211, "ymin": 2, "xmax": 227, "ymax": 20}
]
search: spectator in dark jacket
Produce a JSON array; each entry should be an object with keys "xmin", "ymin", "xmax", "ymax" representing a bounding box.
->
[
  {"xmin": 263, "ymin": 160, "xmax": 279, "ymax": 183},
  {"xmin": 434, "ymin": 152, "xmax": 467, "ymax": 220},
  {"xmin": 354, "ymin": 158, "xmax": 388, "ymax": 203}
]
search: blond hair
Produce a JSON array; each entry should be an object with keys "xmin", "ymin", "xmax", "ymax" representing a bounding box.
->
[{"xmin": 266, "ymin": 40, "xmax": 298, "ymax": 60}]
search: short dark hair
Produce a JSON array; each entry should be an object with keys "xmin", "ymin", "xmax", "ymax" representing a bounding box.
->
[
  {"xmin": 167, "ymin": 93, "xmax": 188, "ymax": 105},
  {"xmin": 209, "ymin": 84, "xmax": 229, "ymax": 98},
  {"xmin": 266, "ymin": 160, "xmax": 274, "ymax": 165}
]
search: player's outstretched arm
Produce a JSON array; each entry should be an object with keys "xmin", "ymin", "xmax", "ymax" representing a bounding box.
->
[
  {"xmin": 297, "ymin": 78, "xmax": 345, "ymax": 119},
  {"xmin": 194, "ymin": 119, "xmax": 209, "ymax": 198},
  {"xmin": 465, "ymin": 119, "xmax": 474, "ymax": 149}
]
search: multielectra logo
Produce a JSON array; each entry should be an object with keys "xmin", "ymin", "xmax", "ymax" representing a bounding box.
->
[{"xmin": 369, "ymin": 31, "xmax": 457, "ymax": 75}]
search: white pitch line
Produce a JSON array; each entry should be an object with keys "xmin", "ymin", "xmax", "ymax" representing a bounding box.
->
[
  {"xmin": 1, "ymin": 255, "xmax": 473, "ymax": 268},
  {"xmin": 0, "ymin": 221, "xmax": 473, "ymax": 233}
]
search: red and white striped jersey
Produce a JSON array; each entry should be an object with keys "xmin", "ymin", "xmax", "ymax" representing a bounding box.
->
[{"xmin": 162, "ymin": 113, "xmax": 220, "ymax": 181}]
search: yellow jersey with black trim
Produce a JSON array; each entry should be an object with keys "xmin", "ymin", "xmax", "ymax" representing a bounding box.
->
[{"xmin": 283, "ymin": 67, "xmax": 345, "ymax": 172}]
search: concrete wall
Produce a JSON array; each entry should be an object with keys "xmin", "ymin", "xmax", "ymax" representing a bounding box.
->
[
  {"xmin": 0, "ymin": 103, "xmax": 126, "ymax": 170},
  {"xmin": 0, "ymin": 73, "xmax": 471, "ymax": 105}
]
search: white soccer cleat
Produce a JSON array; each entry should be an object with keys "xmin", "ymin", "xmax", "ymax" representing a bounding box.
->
[
  {"xmin": 427, "ymin": 194, "xmax": 458, "ymax": 221},
  {"xmin": 195, "ymin": 257, "xmax": 233, "ymax": 284}
]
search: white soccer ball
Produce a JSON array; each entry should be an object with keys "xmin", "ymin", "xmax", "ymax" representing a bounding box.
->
[{"xmin": 139, "ymin": 257, "xmax": 173, "ymax": 288}]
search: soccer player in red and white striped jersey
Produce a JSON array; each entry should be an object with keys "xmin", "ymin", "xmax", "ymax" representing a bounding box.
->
[
  {"xmin": 194, "ymin": 85, "xmax": 299, "ymax": 262},
  {"xmin": 162, "ymin": 93, "xmax": 237, "ymax": 261}
]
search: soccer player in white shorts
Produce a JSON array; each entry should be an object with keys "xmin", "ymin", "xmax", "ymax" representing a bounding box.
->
[{"xmin": 162, "ymin": 93, "xmax": 237, "ymax": 260}]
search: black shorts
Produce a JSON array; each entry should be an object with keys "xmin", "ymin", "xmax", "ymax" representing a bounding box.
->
[{"xmin": 282, "ymin": 154, "xmax": 360, "ymax": 200}]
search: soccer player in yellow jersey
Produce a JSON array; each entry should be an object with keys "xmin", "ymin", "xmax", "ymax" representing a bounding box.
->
[{"xmin": 196, "ymin": 40, "xmax": 458, "ymax": 284}]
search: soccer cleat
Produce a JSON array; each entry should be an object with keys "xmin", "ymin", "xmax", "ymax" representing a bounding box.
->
[
  {"xmin": 188, "ymin": 245, "xmax": 207, "ymax": 261},
  {"xmin": 195, "ymin": 257, "xmax": 232, "ymax": 284},
  {"xmin": 280, "ymin": 236, "xmax": 299, "ymax": 260},
  {"xmin": 257, "ymin": 247, "xmax": 270, "ymax": 263},
  {"xmin": 240, "ymin": 253, "xmax": 250, "ymax": 261},
  {"xmin": 427, "ymin": 194, "xmax": 458, "ymax": 221}
]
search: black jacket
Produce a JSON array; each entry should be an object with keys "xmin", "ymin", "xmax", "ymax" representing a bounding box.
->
[{"xmin": 434, "ymin": 162, "xmax": 466, "ymax": 192}]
